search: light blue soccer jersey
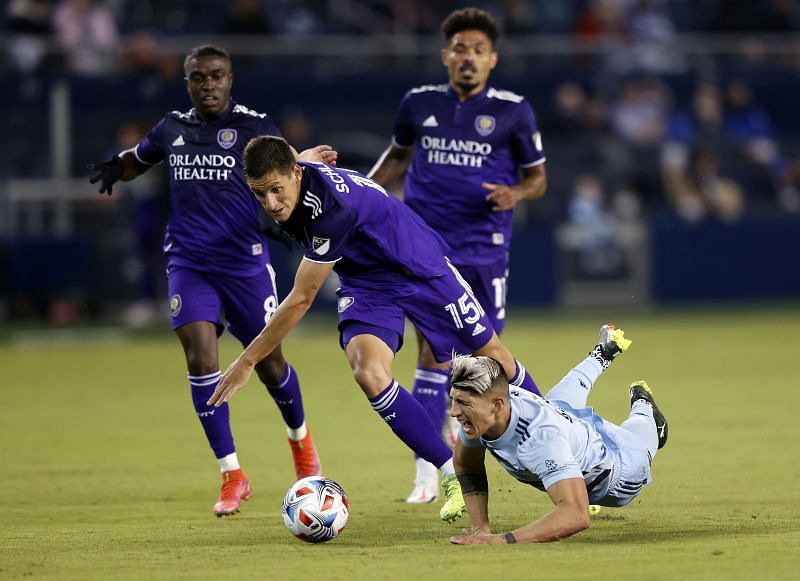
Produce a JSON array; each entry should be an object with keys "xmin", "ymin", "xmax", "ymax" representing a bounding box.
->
[
  {"xmin": 393, "ymin": 84, "xmax": 545, "ymax": 265},
  {"xmin": 460, "ymin": 388, "xmax": 622, "ymax": 502}
]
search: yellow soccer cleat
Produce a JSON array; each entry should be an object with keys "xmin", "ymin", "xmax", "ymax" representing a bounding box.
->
[
  {"xmin": 591, "ymin": 323, "xmax": 632, "ymax": 369},
  {"xmin": 439, "ymin": 474, "xmax": 466, "ymax": 523}
]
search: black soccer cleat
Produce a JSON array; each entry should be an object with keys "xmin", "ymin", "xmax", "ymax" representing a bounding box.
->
[
  {"xmin": 590, "ymin": 324, "xmax": 632, "ymax": 369},
  {"xmin": 629, "ymin": 380, "xmax": 668, "ymax": 449}
]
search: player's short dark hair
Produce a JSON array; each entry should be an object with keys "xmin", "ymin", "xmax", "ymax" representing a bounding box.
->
[
  {"xmin": 450, "ymin": 354, "xmax": 508, "ymax": 396},
  {"xmin": 243, "ymin": 135, "xmax": 295, "ymax": 180},
  {"xmin": 183, "ymin": 44, "xmax": 231, "ymax": 75},
  {"xmin": 441, "ymin": 7, "xmax": 499, "ymax": 45}
]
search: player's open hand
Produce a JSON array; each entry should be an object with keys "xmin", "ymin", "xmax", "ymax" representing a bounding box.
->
[
  {"xmin": 88, "ymin": 156, "xmax": 124, "ymax": 195},
  {"xmin": 207, "ymin": 357, "xmax": 255, "ymax": 406},
  {"xmin": 299, "ymin": 145, "xmax": 338, "ymax": 166},
  {"xmin": 483, "ymin": 182, "xmax": 522, "ymax": 211}
]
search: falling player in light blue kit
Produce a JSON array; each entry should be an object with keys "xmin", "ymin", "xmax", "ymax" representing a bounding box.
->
[
  {"xmin": 369, "ymin": 7, "xmax": 548, "ymax": 503},
  {"xmin": 87, "ymin": 45, "xmax": 335, "ymax": 517},
  {"xmin": 448, "ymin": 325, "xmax": 669, "ymax": 545},
  {"xmin": 207, "ymin": 135, "xmax": 543, "ymax": 523}
]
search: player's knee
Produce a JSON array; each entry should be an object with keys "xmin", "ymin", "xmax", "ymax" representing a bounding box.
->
[
  {"xmin": 254, "ymin": 356, "xmax": 287, "ymax": 385},
  {"xmin": 352, "ymin": 365, "xmax": 392, "ymax": 398},
  {"xmin": 185, "ymin": 351, "xmax": 218, "ymax": 376}
]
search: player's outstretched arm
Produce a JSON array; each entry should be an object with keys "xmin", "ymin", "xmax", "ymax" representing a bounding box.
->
[
  {"xmin": 367, "ymin": 144, "xmax": 413, "ymax": 190},
  {"xmin": 297, "ymin": 144, "xmax": 338, "ymax": 166},
  {"xmin": 483, "ymin": 164, "xmax": 547, "ymax": 211},
  {"xmin": 207, "ymin": 258, "xmax": 335, "ymax": 406},
  {"xmin": 451, "ymin": 477, "xmax": 590, "ymax": 545},
  {"xmin": 87, "ymin": 149, "xmax": 151, "ymax": 195}
]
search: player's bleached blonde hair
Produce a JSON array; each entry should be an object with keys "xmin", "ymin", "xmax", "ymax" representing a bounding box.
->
[{"xmin": 450, "ymin": 353, "xmax": 508, "ymax": 395}]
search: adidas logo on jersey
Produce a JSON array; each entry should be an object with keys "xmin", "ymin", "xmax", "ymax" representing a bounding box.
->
[
  {"xmin": 422, "ymin": 115, "xmax": 439, "ymax": 127},
  {"xmin": 472, "ymin": 322, "xmax": 486, "ymax": 336},
  {"xmin": 172, "ymin": 135, "xmax": 185, "ymax": 146}
]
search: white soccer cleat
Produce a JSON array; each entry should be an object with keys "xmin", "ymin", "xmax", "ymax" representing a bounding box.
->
[{"xmin": 406, "ymin": 458, "xmax": 440, "ymax": 504}]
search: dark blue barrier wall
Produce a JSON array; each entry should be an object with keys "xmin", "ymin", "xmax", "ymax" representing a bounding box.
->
[{"xmin": 651, "ymin": 214, "xmax": 800, "ymax": 301}]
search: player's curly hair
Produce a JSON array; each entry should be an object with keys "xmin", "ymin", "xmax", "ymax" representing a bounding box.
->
[
  {"xmin": 243, "ymin": 136, "xmax": 295, "ymax": 180},
  {"xmin": 183, "ymin": 44, "xmax": 231, "ymax": 75},
  {"xmin": 450, "ymin": 353, "xmax": 508, "ymax": 395},
  {"xmin": 441, "ymin": 7, "xmax": 500, "ymax": 45}
]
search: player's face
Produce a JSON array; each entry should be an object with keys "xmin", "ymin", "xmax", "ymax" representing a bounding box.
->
[
  {"xmin": 449, "ymin": 388, "xmax": 503, "ymax": 440},
  {"xmin": 185, "ymin": 56, "xmax": 233, "ymax": 119},
  {"xmin": 441, "ymin": 30, "xmax": 497, "ymax": 99},
  {"xmin": 248, "ymin": 165, "xmax": 302, "ymax": 223}
]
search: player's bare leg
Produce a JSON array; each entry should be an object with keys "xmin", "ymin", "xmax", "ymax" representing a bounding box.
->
[{"xmin": 346, "ymin": 334, "xmax": 459, "ymax": 512}]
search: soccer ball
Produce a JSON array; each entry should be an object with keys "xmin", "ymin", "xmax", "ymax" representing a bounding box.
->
[{"xmin": 281, "ymin": 476, "xmax": 350, "ymax": 543}]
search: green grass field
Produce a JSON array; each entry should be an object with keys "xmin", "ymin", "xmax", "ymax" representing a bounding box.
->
[{"xmin": 2, "ymin": 304, "xmax": 799, "ymax": 580}]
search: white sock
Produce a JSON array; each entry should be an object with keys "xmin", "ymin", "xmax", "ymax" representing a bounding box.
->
[
  {"xmin": 218, "ymin": 452, "xmax": 240, "ymax": 472},
  {"xmin": 287, "ymin": 421, "xmax": 307, "ymax": 441},
  {"xmin": 438, "ymin": 458, "xmax": 455, "ymax": 478}
]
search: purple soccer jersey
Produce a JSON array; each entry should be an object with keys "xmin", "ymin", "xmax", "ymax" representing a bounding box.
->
[
  {"xmin": 393, "ymin": 84, "xmax": 545, "ymax": 266},
  {"xmin": 280, "ymin": 162, "xmax": 495, "ymax": 361},
  {"xmin": 135, "ymin": 100, "xmax": 281, "ymax": 277}
]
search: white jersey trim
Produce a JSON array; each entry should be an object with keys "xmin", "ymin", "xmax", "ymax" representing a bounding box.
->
[
  {"xmin": 519, "ymin": 157, "xmax": 547, "ymax": 168},
  {"xmin": 409, "ymin": 84, "xmax": 448, "ymax": 95},
  {"xmin": 390, "ymin": 137, "xmax": 414, "ymax": 150},
  {"xmin": 132, "ymin": 144, "xmax": 156, "ymax": 166},
  {"xmin": 487, "ymin": 88, "xmax": 525, "ymax": 103},
  {"xmin": 301, "ymin": 255, "xmax": 341, "ymax": 265},
  {"xmin": 233, "ymin": 103, "xmax": 268, "ymax": 118}
]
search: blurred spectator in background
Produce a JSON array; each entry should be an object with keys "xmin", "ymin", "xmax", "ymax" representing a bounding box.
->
[
  {"xmin": 118, "ymin": 31, "xmax": 181, "ymax": 80},
  {"xmin": 6, "ymin": 0, "xmax": 54, "ymax": 75},
  {"xmin": 223, "ymin": 0, "xmax": 272, "ymax": 35},
  {"xmin": 627, "ymin": 0, "xmax": 684, "ymax": 74},
  {"xmin": 111, "ymin": 121, "xmax": 168, "ymax": 327},
  {"xmin": 723, "ymin": 80, "xmax": 784, "ymax": 208},
  {"xmin": 564, "ymin": 173, "xmax": 625, "ymax": 277},
  {"xmin": 53, "ymin": 0, "xmax": 119, "ymax": 76},
  {"xmin": 662, "ymin": 146, "xmax": 744, "ymax": 223}
]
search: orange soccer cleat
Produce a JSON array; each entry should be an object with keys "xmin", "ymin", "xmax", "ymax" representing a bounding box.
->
[
  {"xmin": 288, "ymin": 430, "xmax": 322, "ymax": 480},
  {"xmin": 213, "ymin": 469, "xmax": 252, "ymax": 517}
]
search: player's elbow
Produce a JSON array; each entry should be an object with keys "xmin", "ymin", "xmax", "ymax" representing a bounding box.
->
[
  {"xmin": 557, "ymin": 503, "xmax": 591, "ymax": 538},
  {"xmin": 568, "ymin": 505, "xmax": 591, "ymax": 534}
]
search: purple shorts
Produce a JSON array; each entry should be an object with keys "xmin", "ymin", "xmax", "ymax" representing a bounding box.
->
[
  {"xmin": 452, "ymin": 254, "xmax": 509, "ymax": 335},
  {"xmin": 337, "ymin": 260, "xmax": 495, "ymax": 363},
  {"xmin": 167, "ymin": 264, "xmax": 278, "ymax": 346}
]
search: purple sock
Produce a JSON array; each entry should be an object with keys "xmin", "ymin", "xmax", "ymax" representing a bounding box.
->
[
  {"xmin": 264, "ymin": 363, "xmax": 305, "ymax": 430},
  {"xmin": 510, "ymin": 359, "xmax": 542, "ymax": 396},
  {"xmin": 189, "ymin": 371, "xmax": 235, "ymax": 458},
  {"xmin": 411, "ymin": 367, "xmax": 449, "ymax": 458},
  {"xmin": 370, "ymin": 380, "xmax": 452, "ymax": 468}
]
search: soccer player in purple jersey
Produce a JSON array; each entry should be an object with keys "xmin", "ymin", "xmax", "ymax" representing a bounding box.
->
[
  {"xmin": 368, "ymin": 7, "xmax": 548, "ymax": 502},
  {"xmin": 87, "ymin": 45, "xmax": 336, "ymax": 517},
  {"xmin": 206, "ymin": 135, "xmax": 542, "ymax": 523}
]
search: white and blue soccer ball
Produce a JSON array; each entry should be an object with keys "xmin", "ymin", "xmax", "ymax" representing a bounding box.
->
[{"xmin": 281, "ymin": 476, "xmax": 349, "ymax": 543}]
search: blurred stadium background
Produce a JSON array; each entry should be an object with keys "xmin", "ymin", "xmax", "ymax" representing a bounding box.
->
[
  {"xmin": 3, "ymin": 0, "xmax": 800, "ymax": 326},
  {"xmin": 4, "ymin": 3, "xmax": 800, "ymax": 579}
]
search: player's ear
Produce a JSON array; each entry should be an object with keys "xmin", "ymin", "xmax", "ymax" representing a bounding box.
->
[
  {"xmin": 490, "ymin": 50, "xmax": 498, "ymax": 70},
  {"xmin": 441, "ymin": 48, "xmax": 449, "ymax": 67}
]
